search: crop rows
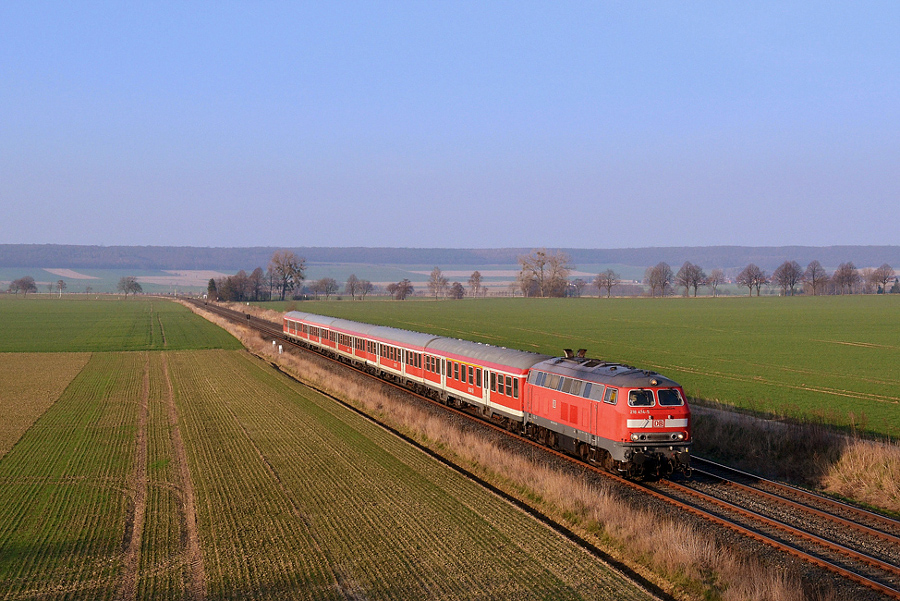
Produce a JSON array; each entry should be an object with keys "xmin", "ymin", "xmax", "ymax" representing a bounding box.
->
[
  {"xmin": 0, "ymin": 298, "xmax": 241, "ymax": 352},
  {"xmin": 0, "ymin": 353, "xmax": 142, "ymax": 599},
  {"xmin": 282, "ymin": 296, "xmax": 900, "ymax": 437},
  {"xmin": 167, "ymin": 349, "xmax": 652, "ymax": 600},
  {"xmin": 0, "ymin": 352, "xmax": 90, "ymax": 458}
]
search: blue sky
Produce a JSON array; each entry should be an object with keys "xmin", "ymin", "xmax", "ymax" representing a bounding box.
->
[{"xmin": 2, "ymin": 2, "xmax": 898, "ymax": 248}]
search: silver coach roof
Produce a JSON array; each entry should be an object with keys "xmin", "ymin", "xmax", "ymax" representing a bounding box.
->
[
  {"xmin": 532, "ymin": 357, "xmax": 681, "ymax": 388},
  {"xmin": 426, "ymin": 337, "xmax": 552, "ymax": 371},
  {"xmin": 285, "ymin": 311, "xmax": 439, "ymax": 348},
  {"xmin": 285, "ymin": 311, "xmax": 551, "ymax": 369}
]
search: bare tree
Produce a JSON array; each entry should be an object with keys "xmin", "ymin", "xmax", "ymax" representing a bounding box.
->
[
  {"xmin": 517, "ymin": 248, "xmax": 572, "ymax": 297},
  {"xmin": 870, "ymin": 264, "xmax": 895, "ymax": 293},
  {"xmin": 706, "ymin": 269, "xmax": 725, "ymax": 297},
  {"xmin": 9, "ymin": 276, "xmax": 37, "ymax": 296},
  {"xmin": 468, "ymin": 271, "xmax": 483, "ymax": 297},
  {"xmin": 594, "ymin": 269, "xmax": 620, "ymax": 298},
  {"xmin": 427, "ymin": 267, "xmax": 449, "ymax": 299},
  {"xmin": 449, "ymin": 282, "xmax": 465, "ymax": 299},
  {"xmin": 117, "ymin": 276, "xmax": 143, "ymax": 298},
  {"xmin": 345, "ymin": 274, "xmax": 360, "ymax": 300},
  {"xmin": 268, "ymin": 250, "xmax": 306, "ymax": 301},
  {"xmin": 248, "ymin": 267, "xmax": 266, "ymax": 301},
  {"xmin": 85, "ymin": 286, "xmax": 93, "ymax": 294},
  {"xmin": 387, "ymin": 279, "xmax": 414, "ymax": 300},
  {"xmin": 56, "ymin": 280, "xmax": 67, "ymax": 297},
  {"xmin": 736, "ymin": 264, "xmax": 763, "ymax": 296},
  {"xmin": 571, "ymin": 278, "xmax": 587, "ymax": 297},
  {"xmin": 644, "ymin": 262, "xmax": 673, "ymax": 297},
  {"xmin": 675, "ymin": 262, "xmax": 706, "ymax": 297},
  {"xmin": 832, "ymin": 262, "xmax": 860, "ymax": 294},
  {"xmin": 772, "ymin": 260, "xmax": 803, "ymax": 296},
  {"xmin": 359, "ymin": 279, "xmax": 374, "ymax": 299},
  {"xmin": 803, "ymin": 260, "xmax": 828, "ymax": 296},
  {"xmin": 320, "ymin": 278, "xmax": 339, "ymax": 300}
]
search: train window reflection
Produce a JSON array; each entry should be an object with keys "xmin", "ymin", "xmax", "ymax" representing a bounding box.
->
[
  {"xmin": 657, "ymin": 389, "xmax": 684, "ymax": 406},
  {"xmin": 628, "ymin": 390, "xmax": 654, "ymax": 407}
]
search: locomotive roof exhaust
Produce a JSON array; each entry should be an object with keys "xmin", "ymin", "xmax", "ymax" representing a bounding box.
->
[{"xmin": 563, "ymin": 348, "xmax": 588, "ymax": 359}]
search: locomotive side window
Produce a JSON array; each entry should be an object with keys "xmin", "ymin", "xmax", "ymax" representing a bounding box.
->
[
  {"xmin": 628, "ymin": 389, "xmax": 654, "ymax": 407},
  {"xmin": 546, "ymin": 374, "xmax": 560, "ymax": 390},
  {"xmin": 657, "ymin": 389, "xmax": 684, "ymax": 406},
  {"xmin": 603, "ymin": 387, "xmax": 617, "ymax": 404},
  {"xmin": 536, "ymin": 371, "xmax": 546, "ymax": 387},
  {"xmin": 569, "ymin": 379, "xmax": 584, "ymax": 397},
  {"xmin": 561, "ymin": 378, "xmax": 573, "ymax": 394},
  {"xmin": 588, "ymin": 384, "xmax": 605, "ymax": 401},
  {"xmin": 582, "ymin": 382, "xmax": 592, "ymax": 398}
]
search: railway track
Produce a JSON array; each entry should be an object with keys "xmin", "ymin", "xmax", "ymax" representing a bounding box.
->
[{"xmin": 190, "ymin": 300, "xmax": 900, "ymax": 600}]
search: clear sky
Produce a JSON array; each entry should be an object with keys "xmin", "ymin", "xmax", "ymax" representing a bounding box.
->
[{"xmin": 2, "ymin": 2, "xmax": 898, "ymax": 249}]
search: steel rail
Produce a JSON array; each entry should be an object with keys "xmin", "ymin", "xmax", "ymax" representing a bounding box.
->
[
  {"xmin": 188, "ymin": 300, "xmax": 900, "ymax": 600},
  {"xmin": 692, "ymin": 456, "xmax": 900, "ymax": 535},
  {"xmin": 690, "ymin": 466, "xmax": 900, "ymax": 547}
]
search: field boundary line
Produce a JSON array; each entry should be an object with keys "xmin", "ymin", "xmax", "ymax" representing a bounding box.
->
[
  {"xmin": 118, "ymin": 352, "xmax": 149, "ymax": 601},
  {"xmin": 161, "ymin": 352, "xmax": 207, "ymax": 601}
]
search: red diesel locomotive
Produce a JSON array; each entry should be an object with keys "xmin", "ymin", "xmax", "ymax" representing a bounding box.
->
[{"xmin": 283, "ymin": 311, "xmax": 691, "ymax": 479}]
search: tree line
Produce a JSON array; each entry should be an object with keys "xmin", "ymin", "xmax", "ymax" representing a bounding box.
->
[{"xmin": 643, "ymin": 260, "xmax": 897, "ymax": 297}]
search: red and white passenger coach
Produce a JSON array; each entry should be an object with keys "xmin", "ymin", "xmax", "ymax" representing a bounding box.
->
[{"xmin": 283, "ymin": 311, "xmax": 691, "ymax": 479}]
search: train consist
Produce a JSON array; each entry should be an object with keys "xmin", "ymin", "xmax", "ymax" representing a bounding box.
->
[{"xmin": 283, "ymin": 311, "xmax": 691, "ymax": 479}]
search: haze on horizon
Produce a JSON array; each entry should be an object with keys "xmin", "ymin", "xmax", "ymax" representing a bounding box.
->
[{"xmin": 2, "ymin": 3, "xmax": 898, "ymax": 250}]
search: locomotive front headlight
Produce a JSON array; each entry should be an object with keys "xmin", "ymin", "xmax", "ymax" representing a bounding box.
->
[
  {"xmin": 630, "ymin": 433, "xmax": 640, "ymax": 442},
  {"xmin": 672, "ymin": 432, "xmax": 685, "ymax": 441}
]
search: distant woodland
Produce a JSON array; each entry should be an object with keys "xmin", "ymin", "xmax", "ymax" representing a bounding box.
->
[{"xmin": 2, "ymin": 244, "xmax": 899, "ymax": 272}]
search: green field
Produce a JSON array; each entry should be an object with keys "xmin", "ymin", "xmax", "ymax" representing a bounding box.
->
[
  {"xmin": 0, "ymin": 296, "xmax": 241, "ymax": 352},
  {"xmin": 263, "ymin": 295, "xmax": 900, "ymax": 438},
  {"xmin": 0, "ymin": 297, "xmax": 653, "ymax": 599}
]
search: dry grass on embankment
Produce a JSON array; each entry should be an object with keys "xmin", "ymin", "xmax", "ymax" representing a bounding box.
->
[
  {"xmin": 692, "ymin": 403, "xmax": 900, "ymax": 516},
  {"xmin": 183, "ymin": 301, "xmax": 837, "ymax": 601}
]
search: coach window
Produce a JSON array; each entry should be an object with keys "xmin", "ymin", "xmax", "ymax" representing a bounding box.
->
[
  {"xmin": 468, "ymin": 366, "xmax": 474, "ymax": 385},
  {"xmin": 628, "ymin": 389, "xmax": 654, "ymax": 407},
  {"xmin": 657, "ymin": 389, "xmax": 684, "ymax": 406},
  {"xmin": 513, "ymin": 378, "xmax": 519, "ymax": 398},
  {"xmin": 490, "ymin": 372, "xmax": 496, "ymax": 392},
  {"xmin": 476, "ymin": 368, "xmax": 482, "ymax": 388},
  {"xmin": 505, "ymin": 376, "xmax": 513, "ymax": 397}
]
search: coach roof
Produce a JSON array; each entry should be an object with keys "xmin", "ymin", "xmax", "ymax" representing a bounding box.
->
[
  {"xmin": 426, "ymin": 337, "xmax": 552, "ymax": 371},
  {"xmin": 286, "ymin": 311, "xmax": 439, "ymax": 348}
]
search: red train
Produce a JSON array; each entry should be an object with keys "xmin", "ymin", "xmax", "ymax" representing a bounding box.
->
[{"xmin": 283, "ymin": 311, "xmax": 691, "ymax": 479}]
